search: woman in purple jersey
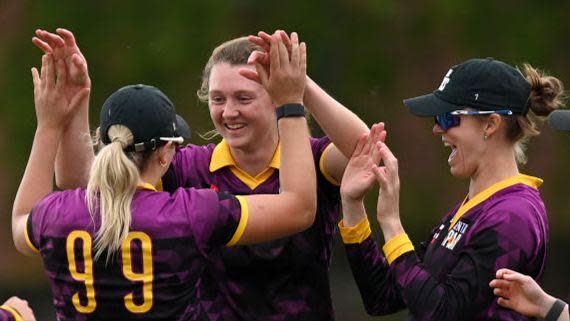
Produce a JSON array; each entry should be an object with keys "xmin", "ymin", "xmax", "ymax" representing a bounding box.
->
[
  {"xmin": 490, "ymin": 110, "xmax": 570, "ymax": 321},
  {"xmin": 12, "ymin": 34, "xmax": 321, "ymax": 320},
  {"xmin": 36, "ymin": 28, "xmax": 371, "ymax": 320},
  {"xmin": 339, "ymin": 58, "xmax": 565, "ymax": 320}
]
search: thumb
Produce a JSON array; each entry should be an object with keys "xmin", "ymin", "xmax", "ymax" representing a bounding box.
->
[
  {"xmin": 253, "ymin": 62, "xmax": 269, "ymax": 87},
  {"xmin": 70, "ymin": 88, "xmax": 90, "ymax": 110}
]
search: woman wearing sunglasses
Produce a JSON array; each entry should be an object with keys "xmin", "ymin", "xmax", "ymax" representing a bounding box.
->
[
  {"xmin": 489, "ymin": 110, "xmax": 570, "ymax": 321},
  {"xmin": 339, "ymin": 58, "xmax": 565, "ymax": 320}
]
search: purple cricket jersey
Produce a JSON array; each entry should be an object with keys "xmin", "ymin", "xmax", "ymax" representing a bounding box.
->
[
  {"xmin": 25, "ymin": 187, "xmax": 245, "ymax": 321},
  {"xmin": 342, "ymin": 174, "xmax": 548, "ymax": 321},
  {"xmin": 0, "ymin": 306, "xmax": 19, "ymax": 321},
  {"xmin": 162, "ymin": 137, "xmax": 341, "ymax": 321}
]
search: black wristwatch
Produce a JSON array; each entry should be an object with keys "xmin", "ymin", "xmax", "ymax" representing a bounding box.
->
[
  {"xmin": 276, "ymin": 103, "xmax": 306, "ymax": 120},
  {"xmin": 545, "ymin": 299, "xmax": 568, "ymax": 321}
]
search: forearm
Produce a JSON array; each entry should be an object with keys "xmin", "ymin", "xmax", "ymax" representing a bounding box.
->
[
  {"xmin": 278, "ymin": 116, "xmax": 317, "ymax": 222},
  {"xmin": 55, "ymin": 102, "xmax": 94, "ymax": 189},
  {"xmin": 304, "ymin": 76, "xmax": 369, "ymax": 157},
  {"xmin": 341, "ymin": 197, "xmax": 367, "ymax": 227},
  {"xmin": 13, "ymin": 127, "xmax": 60, "ymax": 250},
  {"xmin": 343, "ymin": 235, "xmax": 406, "ymax": 315},
  {"xmin": 539, "ymin": 296, "xmax": 569, "ymax": 321}
]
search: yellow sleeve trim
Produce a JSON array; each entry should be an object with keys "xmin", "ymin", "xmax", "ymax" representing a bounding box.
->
[
  {"xmin": 24, "ymin": 215, "xmax": 40, "ymax": 254},
  {"xmin": 319, "ymin": 143, "xmax": 341, "ymax": 186},
  {"xmin": 338, "ymin": 217, "xmax": 372, "ymax": 244},
  {"xmin": 0, "ymin": 305, "xmax": 24, "ymax": 321},
  {"xmin": 382, "ymin": 233, "xmax": 414, "ymax": 265},
  {"xmin": 226, "ymin": 195, "xmax": 249, "ymax": 246}
]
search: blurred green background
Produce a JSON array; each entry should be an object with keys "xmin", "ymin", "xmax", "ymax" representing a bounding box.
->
[{"xmin": 0, "ymin": 1, "xmax": 568, "ymax": 320}]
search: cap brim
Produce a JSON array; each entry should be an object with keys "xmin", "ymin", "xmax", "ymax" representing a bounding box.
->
[
  {"xmin": 403, "ymin": 93, "xmax": 459, "ymax": 117},
  {"xmin": 175, "ymin": 114, "xmax": 192, "ymax": 139},
  {"xmin": 549, "ymin": 110, "xmax": 570, "ymax": 131}
]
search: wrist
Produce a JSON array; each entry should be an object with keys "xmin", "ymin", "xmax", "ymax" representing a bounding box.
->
[
  {"xmin": 276, "ymin": 103, "xmax": 305, "ymax": 120},
  {"xmin": 540, "ymin": 294, "xmax": 559, "ymax": 319},
  {"xmin": 379, "ymin": 217, "xmax": 404, "ymax": 242},
  {"xmin": 341, "ymin": 199, "xmax": 366, "ymax": 227}
]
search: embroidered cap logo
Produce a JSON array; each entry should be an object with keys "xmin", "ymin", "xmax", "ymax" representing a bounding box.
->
[{"xmin": 438, "ymin": 69, "xmax": 453, "ymax": 91}]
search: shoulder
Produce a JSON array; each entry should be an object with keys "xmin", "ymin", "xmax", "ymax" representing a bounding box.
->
[
  {"xmin": 174, "ymin": 142, "xmax": 216, "ymax": 163},
  {"xmin": 309, "ymin": 136, "xmax": 333, "ymax": 155}
]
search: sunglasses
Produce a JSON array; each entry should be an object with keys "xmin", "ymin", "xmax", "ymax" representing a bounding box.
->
[{"xmin": 434, "ymin": 109, "xmax": 514, "ymax": 131}]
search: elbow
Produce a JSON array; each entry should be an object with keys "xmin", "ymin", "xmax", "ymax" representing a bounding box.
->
[{"xmin": 296, "ymin": 193, "xmax": 317, "ymax": 231}]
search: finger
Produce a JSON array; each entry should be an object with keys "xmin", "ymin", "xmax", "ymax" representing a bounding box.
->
[
  {"xmin": 56, "ymin": 27, "xmax": 78, "ymax": 47},
  {"xmin": 72, "ymin": 53, "xmax": 89, "ymax": 75},
  {"xmin": 493, "ymin": 288, "xmax": 507, "ymax": 297},
  {"xmin": 238, "ymin": 67, "xmax": 262, "ymax": 84},
  {"xmin": 279, "ymin": 30, "xmax": 292, "ymax": 53},
  {"xmin": 489, "ymin": 279, "xmax": 512, "ymax": 290},
  {"xmin": 248, "ymin": 35, "xmax": 270, "ymax": 52},
  {"xmin": 352, "ymin": 133, "xmax": 368, "ymax": 157},
  {"xmin": 378, "ymin": 142, "xmax": 398, "ymax": 170},
  {"xmin": 247, "ymin": 50, "xmax": 265, "ymax": 65},
  {"xmin": 497, "ymin": 297, "xmax": 513, "ymax": 309},
  {"xmin": 258, "ymin": 31, "xmax": 273, "ymax": 47},
  {"xmin": 31, "ymin": 67, "xmax": 40, "ymax": 92},
  {"xmin": 269, "ymin": 34, "xmax": 280, "ymax": 75},
  {"xmin": 55, "ymin": 59, "xmax": 67, "ymax": 89},
  {"xmin": 501, "ymin": 271, "xmax": 527, "ymax": 282},
  {"xmin": 277, "ymin": 35, "xmax": 289, "ymax": 67},
  {"xmin": 379, "ymin": 130, "xmax": 387, "ymax": 143},
  {"xmin": 37, "ymin": 29, "xmax": 65, "ymax": 48},
  {"xmin": 370, "ymin": 141, "xmax": 382, "ymax": 165},
  {"xmin": 300, "ymin": 42, "xmax": 307, "ymax": 76},
  {"xmin": 45, "ymin": 54, "xmax": 56, "ymax": 88},
  {"xmin": 373, "ymin": 166, "xmax": 388, "ymax": 186},
  {"xmin": 290, "ymin": 32, "xmax": 300, "ymax": 68},
  {"xmin": 32, "ymin": 37, "xmax": 52, "ymax": 53},
  {"xmin": 40, "ymin": 54, "xmax": 47, "ymax": 90},
  {"xmin": 254, "ymin": 62, "xmax": 269, "ymax": 86}
]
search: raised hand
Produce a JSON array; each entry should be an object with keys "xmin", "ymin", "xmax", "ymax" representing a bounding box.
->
[
  {"xmin": 373, "ymin": 139, "xmax": 403, "ymax": 240},
  {"xmin": 240, "ymin": 30, "xmax": 293, "ymax": 84},
  {"xmin": 3, "ymin": 297, "xmax": 37, "ymax": 321},
  {"xmin": 32, "ymin": 28, "xmax": 90, "ymax": 115},
  {"xmin": 254, "ymin": 31, "xmax": 306, "ymax": 107},
  {"xmin": 32, "ymin": 54, "xmax": 89, "ymax": 130},
  {"xmin": 340, "ymin": 123, "xmax": 386, "ymax": 202},
  {"xmin": 490, "ymin": 268, "xmax": 555, "ymax": 318}
]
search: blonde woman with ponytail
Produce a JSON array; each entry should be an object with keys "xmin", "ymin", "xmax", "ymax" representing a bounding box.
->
[{"xmin": 12, "ymin": 35, "xmax": 318, "ymax": 320}]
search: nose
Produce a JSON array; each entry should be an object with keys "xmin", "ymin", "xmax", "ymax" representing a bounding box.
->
[
  {"xmin": 433, "ymin": 123, "xmax": 444, "ymax": 135},
  {"xmin": 222, "ymin": 100, "xmax": 239, "ymax": 119}
]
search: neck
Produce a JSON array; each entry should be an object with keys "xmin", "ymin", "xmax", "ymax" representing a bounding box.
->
[
  {"xmin": 140, "ymin": 166, "xmax": 164, "ymax": 189},
  {"xmin": 229, "ymin": 135, "xmax": 279, "ymax": 176},
  {"xmin": 468, "ymin": 147, "xmax": 519, "ymax": 199}
]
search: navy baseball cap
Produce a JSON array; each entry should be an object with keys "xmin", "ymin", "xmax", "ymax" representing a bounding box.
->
[
  {"xmin": 100, "ymin": 84, "xmax": 191, "ymax": 152},
  {"xmin": 404, "ymin": 58, "xmax": 532, "ymax": 117},
  {"xmin": 549, "ymin": 110, "xmax": 570, "ymax": 131}
]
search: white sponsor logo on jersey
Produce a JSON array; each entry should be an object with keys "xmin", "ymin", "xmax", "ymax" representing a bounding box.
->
[{"xmin": 441, "ymin": 220, "xmax": 469, "ymax": 250}]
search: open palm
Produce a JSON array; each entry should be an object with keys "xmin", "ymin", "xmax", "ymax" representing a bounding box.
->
[{"xmin": 340, "ymin": 123, "xmax": 385, "ymax": 201}]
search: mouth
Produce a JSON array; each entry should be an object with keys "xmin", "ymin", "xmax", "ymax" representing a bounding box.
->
[
  {"xmin": 443, "ymin": 139, "xmax": 457, "ymax": 164},
  {"xmin": 224, "ymin": 123, "xmax": 246, "ymax": 131}
]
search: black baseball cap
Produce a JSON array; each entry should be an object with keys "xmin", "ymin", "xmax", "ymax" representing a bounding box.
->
[
  {"xmin": 404, "ymin": 58, "xmax": 532, "ymax": 117},
  {"xmin": 549, "ymin": 110, "xmax": 570, "ymax": 131},
  {"xmin": 100, "ymin": 84, "xmax": 191, "ymax": 152}
]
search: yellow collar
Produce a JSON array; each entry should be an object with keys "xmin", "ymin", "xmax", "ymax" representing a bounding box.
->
[
  {"xmin": 209, "ymin": 139, "xmax": 280, "ymax": 189},
  {"xmin": 138, "ymin": 182, "xmax": 158, "ymax": 191},
  {"xmin": 448, "ymin": 174, "xmax": 543, "ymax": 230}
]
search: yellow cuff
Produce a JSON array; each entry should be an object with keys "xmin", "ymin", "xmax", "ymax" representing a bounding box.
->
[
  {"xmin": 0, "ymin": 305, "xmax": 23, "ymax": 321},
  {"xmin": 24, "ymin": 216, "xmax": 39, "ymax": 254},
  {"xmin": 226, "ymin": 196, "xmax": 249, "ymax": 246},
  {"xmin": 382, "ymin": 233, "xmax": 414, "ymax": 265},
  {"xmin": 338, "ymin": 217, "xmax": 372, "ymax": 244},
  {"xmin": 319, "ymin": 143, "xmax": 341, "ymax": 186}
]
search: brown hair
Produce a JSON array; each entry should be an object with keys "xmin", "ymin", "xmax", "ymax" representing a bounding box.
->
[
  {"xmin": 197, "ymin": 37, "xmax": 263, "ymax": 102},
  {"xmin": 503, "ymin": 64, "xmax": 566, "ymax": 165}
]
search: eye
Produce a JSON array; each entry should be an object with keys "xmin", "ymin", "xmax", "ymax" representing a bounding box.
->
[
  {"xmin": 210, "ymin": 96, "xmax": 225, "ymax": 105},
  {"xmin": 238, "ymin": 96, "xmax": 253, "ymax": 104}
]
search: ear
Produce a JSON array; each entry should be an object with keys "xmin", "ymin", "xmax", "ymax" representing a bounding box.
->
[
  {"xmin": 157, "ymin": 142, "xmax": 176, "ymax": 164},
  {"xmin": 484, "ymin": 114, "xmax": 502, "ymax": 137}
]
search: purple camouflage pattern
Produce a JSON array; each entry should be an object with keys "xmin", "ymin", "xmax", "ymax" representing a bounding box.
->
[
  {"xmin": 0, "ymin": 308, "xmax": 16, "ymax": 321},
  {"xmin": 345, "ymin": 182, "xmax": 548, "ymax": 321},
  {"xmin": 27, "ymin": 187, "xmax": 242, "ymax": 321},
  {"xmin": 162, "ymin": 137, "xmax": 341, "ymax": 321}
]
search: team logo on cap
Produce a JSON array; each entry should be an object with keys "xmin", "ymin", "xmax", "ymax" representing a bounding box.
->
[{"xmin": 438, "ymin": 69, "xmax": 453, "ymax": 91}]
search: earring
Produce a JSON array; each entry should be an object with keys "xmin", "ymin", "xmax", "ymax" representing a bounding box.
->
[
  {"xmin": 483, "ymin": 134, "xmax": 488, "ymax": 141},
  {"xmin": 160, "ymin": 160, "xmax": 167, "ymax": 168}
]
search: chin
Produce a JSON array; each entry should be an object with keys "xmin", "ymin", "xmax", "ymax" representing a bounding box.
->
[{"xmin": 449, "ymin": 166, "xmax": 470, "ymax": 179}]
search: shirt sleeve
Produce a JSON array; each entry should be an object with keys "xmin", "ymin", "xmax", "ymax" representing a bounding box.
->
[
  {"xmin": 0, "ymin": 306, "xmax": 22, "ymax": 321},
  {"xmin": 311, "ymin": 136, "xmax": 341, "ymax": 188},
  {"xmin": 162, "ymin": 144, "xmax": 213, "ymax": 192},
  {"xmin": 387, "ymin": 209, "xmax": 545, "ymax": 321},
  {"xmin": 25, "ymin": 192, "xmax": 64, "ymax": 254},
  {"xmin": 177, "ymin": 188, "xmax": 245, "ymax": 251}
]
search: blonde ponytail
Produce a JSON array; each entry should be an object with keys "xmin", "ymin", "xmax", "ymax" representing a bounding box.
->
[{"xmin": 87, "ymin": 125, "xmax": 140, "ymax": 262}]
